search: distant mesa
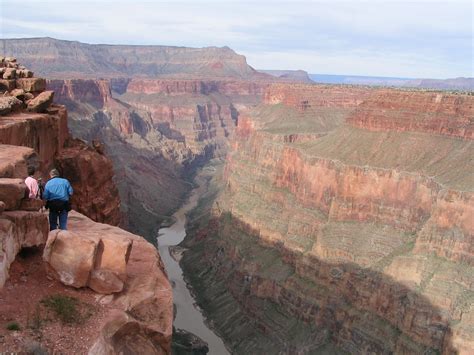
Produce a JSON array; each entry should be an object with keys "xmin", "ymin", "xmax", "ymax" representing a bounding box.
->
[
  {"xmin": 0, "ymin": 37, "xmax": 269, "ymax": 80},
  {"xmin": 310, "ymin": 73, "xmax": 474, "ymax": 91},
  {"xmin": 259, "ymin": 69, "xmax": 314, "ymax": 83}
]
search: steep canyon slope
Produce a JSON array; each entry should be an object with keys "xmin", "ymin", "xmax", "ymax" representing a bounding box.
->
[{"xmin": 181, "ymin": 83, "xmax": 474, "ymax": 354}]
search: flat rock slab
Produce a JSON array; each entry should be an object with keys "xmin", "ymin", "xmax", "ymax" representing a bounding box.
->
[
  {"xmin": 27, "ymin": 90, "xmax": 54, "ymax": 113},
  {"xmin": 0, "ymin": 178, "xmax": 26, "ymax": 210},
  {"xmin": 0, "ymin": 145, "xmax": 37, "ymax": 178},
  {"xmin": 0, "ymin": 96, "xmax": 23, "ymax": 116},
  {"xmin": 1, "ymin": 210, "xmax": 48, "ymax": 248},
  {"xmin": 16, "ymin": 78, "xmax": 45, "ymax": 93}
]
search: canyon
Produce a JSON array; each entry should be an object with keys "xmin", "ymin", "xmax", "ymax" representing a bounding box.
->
[{"xmin": 1, "ymin": 38, "xmax": 473, "ymax": 354}]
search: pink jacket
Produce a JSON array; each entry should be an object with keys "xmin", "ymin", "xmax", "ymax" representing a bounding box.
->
[{"xmin": 25, "ymin": 176, "xmax": 39, "ymax": 199}]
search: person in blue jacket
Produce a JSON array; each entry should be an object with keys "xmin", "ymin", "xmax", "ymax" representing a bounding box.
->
[{"xmin": 43, "ymin": 169, "xmax": 73, "ymax": 231}]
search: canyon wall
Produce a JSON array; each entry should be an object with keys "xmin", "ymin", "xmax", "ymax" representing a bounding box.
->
[
  {"xmin": 347, "ymin": 90, "xmax": 474, "ymax": 139},
  {"xmin": 181, "ymin": 84, "xmax": 474, "ymax": 354}
]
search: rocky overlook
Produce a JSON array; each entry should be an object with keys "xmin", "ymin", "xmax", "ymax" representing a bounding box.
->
[{"xmin": 0, "ymin": 57, "xmax": 172, "ymax": 353}]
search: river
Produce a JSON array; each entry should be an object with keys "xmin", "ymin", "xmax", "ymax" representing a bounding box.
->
[{"xmin": 157, "ymin": 181, "xmax": 229, "ymax": 355}]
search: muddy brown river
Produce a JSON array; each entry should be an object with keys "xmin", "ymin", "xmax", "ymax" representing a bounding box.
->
[{"xmin": 157, "ymin": 182, "xmax": 229, "ymax": 355}]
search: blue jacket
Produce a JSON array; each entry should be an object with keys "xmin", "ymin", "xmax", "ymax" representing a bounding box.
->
[{"xmin": 44, "ymin": 177, "xmax": 73, "ymax": 201}]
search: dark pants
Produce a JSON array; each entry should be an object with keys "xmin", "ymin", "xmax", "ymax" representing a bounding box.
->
[
  {"xmin": 49, "ymin": 209, "xmax": 68, "ymax": 230},
  {"xmin": 47, "ymin": 199, "xmax": 70, "ymax": 231}
]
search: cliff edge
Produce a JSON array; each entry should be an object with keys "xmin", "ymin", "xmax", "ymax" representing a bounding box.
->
[{"xmin": 0, "ymin": 57, "xmax": 172, "ymax": 353}]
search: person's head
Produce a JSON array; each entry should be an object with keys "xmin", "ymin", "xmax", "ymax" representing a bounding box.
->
[
  {"xmin": 49, "ymin": 169, "xmax": 60, "ymax": 178},
  {"xmin": 27, "ymin": 166, "xmax": 35, "ymax": 176}
]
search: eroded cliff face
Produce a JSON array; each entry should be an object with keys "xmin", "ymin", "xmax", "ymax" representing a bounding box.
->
[
  {"xmin": 347, "ymin": 90, "xmax": 474, "ymax": 139},
  {"xmin": 181, "ymin": 84, "xmax": 474, "ymax": 354},
  {"xmin": 48, "ymin": 77, "xmax": 267, "ymax": 237}
]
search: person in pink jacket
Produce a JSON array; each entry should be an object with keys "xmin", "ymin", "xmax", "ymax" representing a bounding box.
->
[{"xmin": 24, "ymin": 166, "xmax": 39, "ymax": 199}]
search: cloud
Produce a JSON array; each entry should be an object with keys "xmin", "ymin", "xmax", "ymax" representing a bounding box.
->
[{"xmin": 0, "ymin": 0, "xmax": 472, "ymax": 78}]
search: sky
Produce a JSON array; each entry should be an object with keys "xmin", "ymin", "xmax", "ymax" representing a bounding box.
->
[{"xmin": 0, "ymin": 0, "xmax": 472, "ymax": 79}]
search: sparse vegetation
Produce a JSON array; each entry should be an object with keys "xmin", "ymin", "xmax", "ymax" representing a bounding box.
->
[
  {"xmin": 27, "ymin": 304, "xmax": 44, "ymax": 332},
  {"xmin": 6, "ymin": 321, "xmax": 21, "ymax": 331},
  {"xmin": 41, "ymin": 294, "xmax": 94, "ymax": 324}
]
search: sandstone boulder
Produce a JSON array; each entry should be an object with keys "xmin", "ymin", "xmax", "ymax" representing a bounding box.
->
[
  {"xmin": 10, "ymin": 88, "xmax": 26, "ymax": 100},
  {"xmin": 89, "ymin": 310, "xmax": 169, "ymax": 355},
  {"xmin": 27, "ymin": 90, "xmax": 54, "ymax": 113},
  {"xmin": 0, "ymin": 96, "xmax": 23, "ymax": 115},
  {"xmin": 43, "ymin": 213, "xmax": 134, "ymax": 294},
  {"xmin": 0, "ymin": 178, "xmax": 26, "ymax": 210},
  {"xmin": 89, "ymin": 237, "xmax": 132, "ymax": 294},
  {"xmin": 1, "ymin": 210, "xmax": 48, "ymax": 248},
  {"xmin": 17, "ymin": 69, "xmax": 33, "ymax": 78},
  {"xmin": 24, "ymin": 92, "xmax": 34, "ymax": 100},
  {"xmin": 0, "ymin": 145, "xmax": 37, "ymax": 178},
  {"xmin": 43, "ymin": 230, "xmax": 98, "ymax": 288},
  {"xmin": 0, "ymin": 210, "xmax": 48, "ymax": 288},
  {"xmin": 16, "ymin": 78, "xmax": 46, "ymax": 93},
  {"xmin": 0, "ymin": 79, "xmax": 16, "ymax": 92},
  {"xmin": 3, "ymin": 68, "xmax": 16, "ymax": 80},
  {"xmin": 19, "ymin": 198, "xmax": 44, "ymax": 211}
]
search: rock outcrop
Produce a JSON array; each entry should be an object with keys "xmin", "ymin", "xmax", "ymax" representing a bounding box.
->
[
  {"xmin": 0, "ymin": 58, "xmax": 121, "ymax": 226},
  {"xmin": 42, "ymin": 215, "xmax": 132, "ymax": 294},
  {"xmin": 55, "ymin": 139, "xmax": 122, "ymax": 225},
  {"xmin": 0, "ymin": 210, "xmax": 49, "ymax": 287},
  {"xmin": 0, "ymin": 57, "xmax": 172, "ymax": 353}
]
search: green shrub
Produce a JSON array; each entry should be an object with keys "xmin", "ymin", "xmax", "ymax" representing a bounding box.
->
[
  {"xmin": 6, "ymin": 322, "xmax": 21, "ymax": 331},
  {"xmin": 41, "ymin": 295, "xmax": 80, "ymax": 324}
]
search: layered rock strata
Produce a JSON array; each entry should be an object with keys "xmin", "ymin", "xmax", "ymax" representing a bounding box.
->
[
  {"xmin": 0, "ymin": 37, "xmax": 266, "ymax": 80},
  {"xmin": 347, "ymin": 90, "xmax": 474, "ymax": 139},
  {"xmin": 182, "ymin": 85, "xmax": 474, "ymax": 354}
]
